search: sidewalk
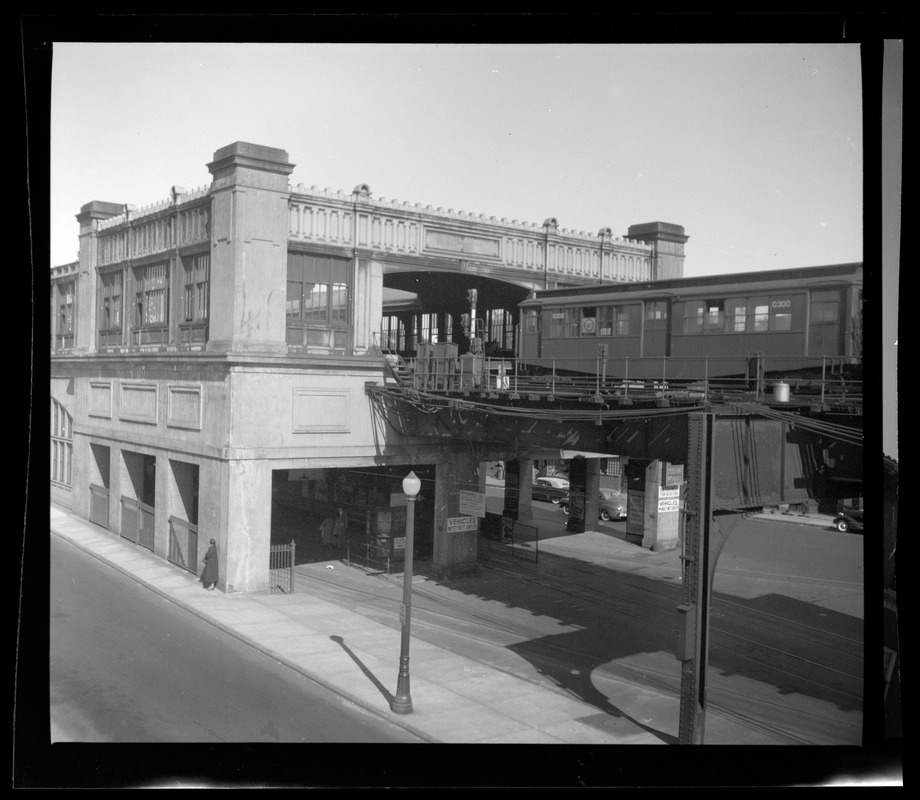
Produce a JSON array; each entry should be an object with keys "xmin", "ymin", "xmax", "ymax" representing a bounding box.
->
[{"xmin": 49, "ymin": 502, "xmax": 836, "ymax": 745}]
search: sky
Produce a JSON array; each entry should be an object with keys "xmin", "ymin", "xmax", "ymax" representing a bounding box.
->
[
  {"xmin": 49, "ymin": 42, "xmax": 864, "ymax": 276},
  {"xmin": 47, "ymin": 40, "xmax": 898, "ymax": 460}
]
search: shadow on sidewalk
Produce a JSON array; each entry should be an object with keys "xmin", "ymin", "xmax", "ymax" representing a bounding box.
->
[{"xmin": 330, "ymin": 635, "xmax": 395, "ymax": 706}]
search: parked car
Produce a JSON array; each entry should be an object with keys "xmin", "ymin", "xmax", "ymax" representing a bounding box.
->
[
  {"xmin": 531, "ymin": 477, "xmax": 569, "ymax": 504},
  {"xmin": 537, "ymin": 475, "xmax": 570, "ymax": 490},
  {"xmin": 560, "ymin": 488, "xmax": 628, "ymax": 521},
  {"xmin": 834, "ymin": 508, "xmax": 864, "ymax": 533}
]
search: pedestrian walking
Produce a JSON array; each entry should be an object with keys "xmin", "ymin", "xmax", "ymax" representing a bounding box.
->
[
  {"xmin": 333, "ymin": 507, "xmax": 348, "ymax": 548},
  {"xmin": 319, "ymin": 517, "xmax": 334, "ymax": 547},
  {"xmin": 200, "ymin": 538, "xmax": 218, "ymax": 590}
]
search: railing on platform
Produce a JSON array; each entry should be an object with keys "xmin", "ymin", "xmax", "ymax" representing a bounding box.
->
[
  {"xmin": 270, "ymin": 540, "xmax": 296, "ymax": 594},
  {"xmin": 370, "ymin": 342, "xmax": 862, "ymax": 404}
]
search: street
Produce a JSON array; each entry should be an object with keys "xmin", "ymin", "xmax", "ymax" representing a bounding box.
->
[
  {"xmin": 49, "ymin": 535, "xmax": 424, "ymax": 743},
  {"xmin": 297, "ymin": 486, "xmax": 864, "ymax": 744}
]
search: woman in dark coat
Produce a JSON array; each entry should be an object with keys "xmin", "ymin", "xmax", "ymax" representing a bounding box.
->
[{"xmin": 200, "ymin": 538, "xmax": 219, "ymax": 590}]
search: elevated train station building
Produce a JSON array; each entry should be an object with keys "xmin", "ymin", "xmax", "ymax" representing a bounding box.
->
[{"xmin": 51, "ymin": 141, "xmax": 860, "ymax": 593}]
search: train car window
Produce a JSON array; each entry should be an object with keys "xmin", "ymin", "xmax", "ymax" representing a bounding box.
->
[
  {"xmin": 703, "ymin": 300, "xmax": 725, "ymax": 333},
  {"xmin": 597, "ymin": 306, "xmax": 613, "ymax": 336},
  {"xmin": 523, "ymin": 310, "xmax": 539, "ymax": 334},
  {"xmin": 750, "ymin": 298, "xmax": 769, "ymax": 331},
  {"xmin": 769, "ymin": 297, "xmax": 794, "ymax": 331},
  {"xmin": 728, "ymin": 300, "xmax": 747, "ymax": 332},
  {"xmin": 683, "ymin": 300, "xmax": 705, "ymax": 334},
  {"xmin": 614, "ymin": 304, "xmax": 636, "ymax": 336},
  {"xmin": 549, "ymin": 308, "xmax": 579, "ymax": 338},
  {"xmin": 645, "ymin": 301, "xmax": 668, "ymax": 321}
]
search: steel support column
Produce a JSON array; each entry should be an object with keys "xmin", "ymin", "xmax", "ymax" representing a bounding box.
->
[{"xmin": 677, "ymin": 411, "xmax": 745, "ymax": 744}]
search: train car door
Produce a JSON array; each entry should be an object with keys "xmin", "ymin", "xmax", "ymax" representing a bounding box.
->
[
  {"xmin": 642, "ymin": 299, "xmax": 671, "ymax": 357},
  {"xmin": 808, "ymin": 289, "xmax": 844, "ymax": 356},
  {"xmin": 519, "ymin": 308, "xmax": 541, "ymax": 361}
]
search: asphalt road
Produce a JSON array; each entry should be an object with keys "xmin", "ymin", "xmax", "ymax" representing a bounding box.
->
[{"xmin": 49, "ymin": 534, "xmax": 424, "ymax": 745}]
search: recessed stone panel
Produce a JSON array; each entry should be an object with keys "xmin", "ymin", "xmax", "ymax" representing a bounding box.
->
[
  {"xmin": 88, "ymin": 381, "xmax": 113, "ymax": 418},
  {"xmin": 119, "ymin": 382, "xmax": 158, "ymax": 424},
  {"xmin": 424, "ymin": 229, "xmax": 501, "ymax": 260},
  {"xmin": 167, "ymin": 384, "xmax": 203, "ymax": 430},
  {"xmin": 292, "ymin": 389, "xmax": 349, "ymax": 433}
]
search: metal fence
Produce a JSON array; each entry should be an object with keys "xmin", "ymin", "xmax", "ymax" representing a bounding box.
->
[
  {"xmin": 270, "ymin": 540, "xmax": 296, "ymax": 594},
  {"xmin": 120, "ymin": 496, "xmax": 155, "ymax": 551},
  {"xmin": 168, "ymin": 516, "xmax": 199, "ymax": 575},
  {"xmin": 479, "ymin": 513, "xmax": 539, "ymax": 564},
  {"xmin": 89, "ymin": 483, "xmax": 109, "ymax": 529},
  {"xmin": 345, "ymin": 538, "xmax": 394, "ymax": 575}
]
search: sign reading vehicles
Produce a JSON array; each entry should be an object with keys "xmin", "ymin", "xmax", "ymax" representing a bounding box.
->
[{"xmin": 447, "ymin": 516, "xmax": 479, "ymax": 533}]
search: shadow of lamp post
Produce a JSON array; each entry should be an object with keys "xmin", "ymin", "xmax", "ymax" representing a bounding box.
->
[{"xmin": 390, "ymin": 470, "xmax": 421, "ymax": 714}]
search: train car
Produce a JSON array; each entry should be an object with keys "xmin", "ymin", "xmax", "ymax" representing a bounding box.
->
[{"xmin": 517, "ymin": 263, "xmax": 862, "ymax": 393}]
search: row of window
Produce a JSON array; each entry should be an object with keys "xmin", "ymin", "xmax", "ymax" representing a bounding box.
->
[
  {"xmin": 99, "ymin": 255, "xmax": 209, "ymax": 333},
  {"xmin": 53, "ymin": 251, "xmax": 356, "ymax": 351},
  {"xmin": 538, "ymin": 293, "xmax": 838, "ymax": 338}
]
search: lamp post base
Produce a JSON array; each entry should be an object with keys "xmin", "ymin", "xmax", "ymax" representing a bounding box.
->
[{"xmin": 391, "ymin": 672, "xmax": 413, "ymax": 714}]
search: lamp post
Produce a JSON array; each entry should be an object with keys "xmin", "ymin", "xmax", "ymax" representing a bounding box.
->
[{"xmin": 391, "ymin": 470, "xmax": 421, "ymax": 714}]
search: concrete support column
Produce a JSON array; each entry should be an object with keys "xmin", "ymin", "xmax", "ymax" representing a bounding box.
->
[
  {"xmin": 74, "ymin": 201, "xmax": 124, "ymax": 354},
  {"xmin": 432, "ymin": 451, "xmax": 482, "ymax": 578},
  {"xmin": 218, "ymin": 459, "xmax": 273, "ymax": 593},
  {"xmin": 566, "ymin": 456, "xmax": 600, "ymax": 533},
  {"xmin": 206, "ymin": 142, "xmax": 295, "ymax": 354},
  {"xmin": 502, "ymin": 458, "xmax": 534, "ymax": 522},
  {"xmin": 353, "ymin": 258, "xmax": 383, "ymax": 355}
]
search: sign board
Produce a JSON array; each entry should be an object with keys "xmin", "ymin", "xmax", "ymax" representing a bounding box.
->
[
  {"xmin": 665, "ymin": 464, "xmax": 684, "ymax": 484},
  {"xmin": 458, "ymin": 490, "xmax": 486, "ymax": 518},
  {"xmin": 447, "ymin": 516, "xmax": 479, "ymax": 533},
  {"xmin": 658, "ymin": 497, "xmax": 680, "ymax": 513},
  {"xmin": 659, "ymin": 488, "xmax": 680, "ymax": 499},
  {"xmin": 393, "ymin": 536, "xmax": 406, "ymax": 550},
  {"xmin": 626, "ymin": 490, "xmax": 645, "ymax": 535}
]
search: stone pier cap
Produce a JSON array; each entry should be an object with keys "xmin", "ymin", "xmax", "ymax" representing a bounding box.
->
[{"xmin": 207, "ymin": 141, "xmax": 295, "ymax": 177}]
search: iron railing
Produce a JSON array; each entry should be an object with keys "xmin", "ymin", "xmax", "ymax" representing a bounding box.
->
[
  {"xmin": 168, "ymin": 516, "xmax": 199, "ymax": 574},
  {"xmin": 89, "ymin": 483, "xmax": 110, "ymax": 529},
  {"xmin": 120, "ymin": 496, "xmax": 155, "ymax": 551},
  {"xmin": 372, "ymin": 342, "xmax": 863, "ymax": 405},
  {"xmin": 270, "ymin": 540, "xmax": 296, "ymax": 593}
]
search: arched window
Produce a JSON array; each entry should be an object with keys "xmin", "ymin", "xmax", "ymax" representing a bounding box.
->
[{"xmin": 51, "ymin": 399, "xmax": 73, "ymax": 488}]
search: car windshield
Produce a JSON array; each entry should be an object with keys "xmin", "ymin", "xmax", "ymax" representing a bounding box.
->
[{"xmin": 599, "ymin": 489, "xmax": 622, "ymax": 500}]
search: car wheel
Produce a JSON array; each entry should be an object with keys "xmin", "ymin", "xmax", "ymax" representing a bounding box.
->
[
  {"xmin": 561, "ymin": 505, "xmax": 569, "ymax": 515},
  {"xmin": 600, "ymin": 509, "xmax": 611, "ymax": 522},
  {"xmin": 835, "ymin": 520, "xmax": 849, "ymax": 532},
  {"xmin": 551, "ymin": 498, "xmax": 560, "ymax": 504}
]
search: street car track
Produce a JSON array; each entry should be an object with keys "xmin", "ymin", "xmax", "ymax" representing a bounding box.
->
[{"xmin": 300, "ymin": 560, "xmax": 863, "ymax": 735}]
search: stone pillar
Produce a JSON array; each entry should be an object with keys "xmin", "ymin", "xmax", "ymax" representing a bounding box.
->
[
  {"xmin": 624, "ymin": 459, "xmax": 680, "ymax": 550},
  {"xmin": 216, "ymin": 458, "xmax": 273, "ymax": 593},
  {"xmin": 74, "ymin": 201, "xmax": 124, "ymax": 354},
  {"xmin": 206, "ymin": 142, "xmax": 295, "ymax": 354},
  {"xmin": 502, "ymin": 457, "xmax": 534, "ymax": 521},
  {"xmin": 353, "ymin": 257, "xmax": 383, "ymax": 355},
  {"xmin": 585, "ymin": 459, "xmax": 601, "ymax": 526},
  {"xmin": 566, "ymin": 456, "xmax": 601, "ymax": 533},
  {"xmin": 432, "ymin": 451, "xmax": 482, "ymax": 578},
  {"xmin": 626, "ymin": 222, "xmax": 689, "ymax": 281}
]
